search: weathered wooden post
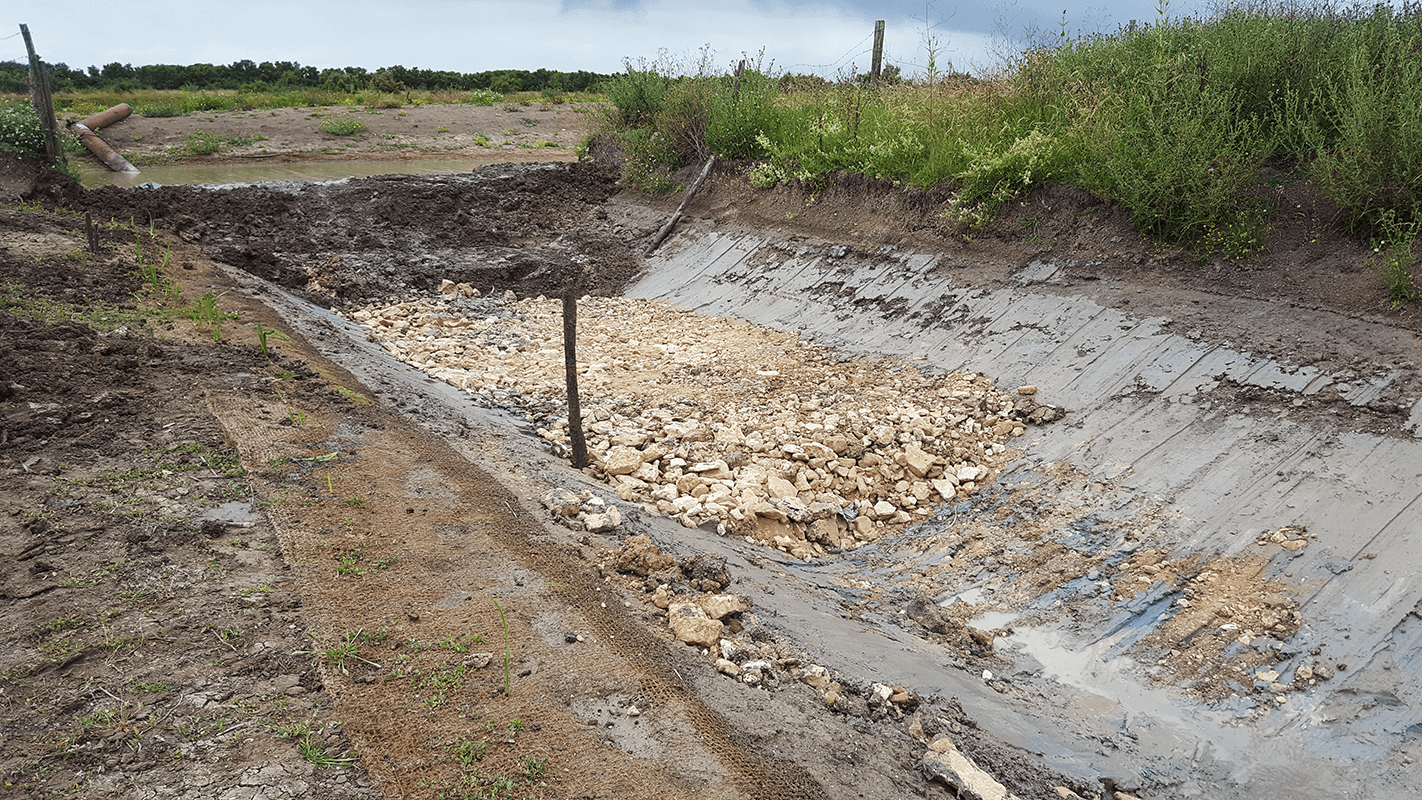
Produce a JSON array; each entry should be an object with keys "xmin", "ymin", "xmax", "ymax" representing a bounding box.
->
[
  {"xmin": 562, "ymin": 289, "xmax": 589, "ymax": 469},
  {"xmin": 85, "ymin": 211, "xmax": 98, "ymax": 254},
  {"xmin": 731, "ymin": 59, "xmax": 746, "ymax": 103},
  {"xmin": 19, "ymin": 24, "xmax": 61, "ymax": 165},
  {"xmin": 871, "ymin": 20, "xmax": 886, "ymax": 83},
  {"xmin": 643, "ymin": 155, "xmax": 715, "ymax": 256}
]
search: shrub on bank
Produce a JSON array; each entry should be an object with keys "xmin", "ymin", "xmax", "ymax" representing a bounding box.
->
[{"xmin": 0, "ymin": 103, "xmax": 44, "ymax": 157}]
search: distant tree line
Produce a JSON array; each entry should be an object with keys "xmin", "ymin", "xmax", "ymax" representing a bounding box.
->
[{"xmin": 0, "ymin": 59, "xmax": 612, "ymax": 94}]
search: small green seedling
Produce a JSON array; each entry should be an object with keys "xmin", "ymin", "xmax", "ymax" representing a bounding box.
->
[{"xmin": 493, "ymin": 599, "xmax": 511, "ymax": 696}]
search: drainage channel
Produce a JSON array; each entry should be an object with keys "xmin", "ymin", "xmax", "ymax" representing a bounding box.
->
[{"xmin": 220, "ymin": 210, "xmax": 1422, "ymax": 798}]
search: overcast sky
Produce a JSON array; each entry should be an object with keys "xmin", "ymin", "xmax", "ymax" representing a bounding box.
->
[{"xmin": 10, "ymin": 1, "xmax": 1209, "ymax": 79}]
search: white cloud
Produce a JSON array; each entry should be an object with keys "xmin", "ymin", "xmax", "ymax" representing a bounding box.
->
[{"xmin": 9, "ymin": 0, "xmax": 1167, "ymax": 78}]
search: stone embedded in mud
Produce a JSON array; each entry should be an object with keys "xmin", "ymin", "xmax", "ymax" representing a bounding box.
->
[
  {"xmin": 616, "ymin": 535, "xmax": 677, "ymax": 576},
  {"xmin": 699, "ymin": 593, "xmax": 748, "ymax": 620},
  {"xmin": 540, "ymin": 488, "xmax": 581, "ymax": 517},
  {"xmin": 583, "ymin": 507, "xmax": 622, "ymax": 533},
  {"xmin": 920, "ymin": 737, "xmax": 1021, "ymax": 800},
  {"xmin": 668, "ymin": 601, "xmax": 723, "ymax": 648},
  {"xmin": 956, "ymin": 465, "xmax": 984, "ymax": 483},
  {"xmin": 646, "ymin": 584, "xmax": 673, "ymax": 610}
]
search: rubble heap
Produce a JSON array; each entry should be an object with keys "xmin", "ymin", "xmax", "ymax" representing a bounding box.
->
[{"xmin": 350, "ymin": 293, "xmax": 1063, "ymax": 558}]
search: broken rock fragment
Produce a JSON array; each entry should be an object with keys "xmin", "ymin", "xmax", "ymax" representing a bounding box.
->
[
  {"xmin": 919, "ymin": 737, "xmax": 1021, "ymax": 800},
  {"xmin": 615, "ymin": 535, "xmax": 677, "ymax": 576},
  {"xmin": 668, "ymin": 601, "xmax": 723, "ymax": 648},
  {"xmin": 699, "ymin": 593, "xmax": 748, "ymax": 620}
]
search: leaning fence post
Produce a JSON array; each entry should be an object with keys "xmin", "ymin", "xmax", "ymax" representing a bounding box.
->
[
  {"xmin": 19, "ymin": 24, "xmax": 61, "ymax": 165},
  {"xmin": 643, "ymin": 155, "xmax": 715, "ymax": 256},
  {"xmin": 562, "ymin": 289, "xmax": 589, "ymax": 469}
]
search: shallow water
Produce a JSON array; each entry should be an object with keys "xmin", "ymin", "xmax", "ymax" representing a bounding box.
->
[{"xmin": 76, "ymin": 155, "xmax": 571, "ymax": 189}]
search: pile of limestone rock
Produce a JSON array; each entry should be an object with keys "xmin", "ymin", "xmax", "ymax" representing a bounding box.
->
[
  {"xmin": 349, "ymin": 293, "xmax": 1063, "ymax": 559},
  {"xmin": 614, "ymin": 535, "xmax": 919, "ymax": 713}
]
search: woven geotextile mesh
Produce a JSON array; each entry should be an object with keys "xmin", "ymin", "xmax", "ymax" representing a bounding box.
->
[{"xmin": 211, "ymin": 388, "xmax": 828, "ymax": 799}]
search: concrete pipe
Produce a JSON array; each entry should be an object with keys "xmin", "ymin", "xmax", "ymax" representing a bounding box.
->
[
  {"xmin": 68, "ymin": 122, "xmax": 139, "ymax": 173},
  {"xmin": 79, "ymin": 103, "xmax": 132, "ymax": 132}
]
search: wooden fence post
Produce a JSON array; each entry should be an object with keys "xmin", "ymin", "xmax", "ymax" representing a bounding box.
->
[
  {"xmin": 871, "ymin": 20, "xmax": 886, "ymax": 83},
  {"xmin": 563, "ymin": 290, "xmax": 589, "ymax": 469},
  {"xmin": 19, "ymin": 24, "xmax": 62, "ymax": 165}
]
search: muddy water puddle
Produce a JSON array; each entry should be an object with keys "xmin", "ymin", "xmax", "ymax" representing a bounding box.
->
[{"xmin": 76, "ymin": 155, "xmax": 573, "ymax": 188}]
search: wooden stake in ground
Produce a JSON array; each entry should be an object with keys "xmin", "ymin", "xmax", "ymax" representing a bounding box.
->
[
  {"xmin": 643, "ymin": 155, "xmax": 716, "ymax": 256},
  {"xmin": 562, "ymin": 290, "xmax": 589, "ymax": 469},
  {"xmin": 85, "ymin": 211, "xmax": 98, "ymax": 254}
]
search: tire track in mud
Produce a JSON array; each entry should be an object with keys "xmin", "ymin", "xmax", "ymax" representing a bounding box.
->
[{"xmin": 207, "ymin": 378, "xmax": 830, "ymax": 799}]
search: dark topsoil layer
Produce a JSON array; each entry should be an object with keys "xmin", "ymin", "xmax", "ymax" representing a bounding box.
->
[
  {"xmin": 72, "ymin": 160, "xmax": 640, "ymax": 305},
  {"xmin": 16, "ymin": 146, "xmax": 1417, "ymax": 341}
]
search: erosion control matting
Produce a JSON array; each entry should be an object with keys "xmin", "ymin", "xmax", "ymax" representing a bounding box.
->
[{"xmin": 626, "ymin": 214, "xmax": 1422, "ymax": 798}]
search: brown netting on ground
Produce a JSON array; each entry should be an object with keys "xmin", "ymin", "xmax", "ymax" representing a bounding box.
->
[{"xmin": 212, "ymin": 384, "xmax": 830, "ymax": 799}]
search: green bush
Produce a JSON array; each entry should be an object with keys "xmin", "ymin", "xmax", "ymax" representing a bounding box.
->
[
  {"xmin": 371, "ymin": 70, "xmax": 406, "ymax": 94},
  {"xmin": 134, "ymin": 103, "xmax": 183, "ymax": 118},
  {"xmin": 0, "ymin": 104, "xmax": 45, "ymax": 157},
  {"xmin": 319, "ymin": 117, "xmax": 365, "ymax": 136},
  {"xmin": 469, "ymin": 89, "xmax": 502, "ymax": 106},
  {"xmin": 181, "ymin": 93, "xmax": 238, "ymax": 113},
  {"xmin": 184, "ymin": 130, "xmax": 224, "ymax": 156},
  {"xmin": 705, "ymin": 71, "xmax": 779, "ymax": 159},
  {"xmin": 603, "ymin": 68, "xmax": 672, "ymax": 128}
]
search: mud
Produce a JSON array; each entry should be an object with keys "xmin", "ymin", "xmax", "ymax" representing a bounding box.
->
[{"xmin": 79, "ymin": 162, "xmax": 638, "ymax": 303}]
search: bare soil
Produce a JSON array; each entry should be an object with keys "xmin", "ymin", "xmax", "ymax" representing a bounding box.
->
[
  {"xmin": 81, "ymin": 102, "xmax": 596, "ymax": 166},
  {"xmin": 2, "ymin": 102, "xmax": 1418, "ymax": 800}
]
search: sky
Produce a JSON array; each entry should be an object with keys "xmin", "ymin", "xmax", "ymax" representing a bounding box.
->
[{"xmin": 9, "ymin": 0, "xmax": 1211, "ymax": 79}]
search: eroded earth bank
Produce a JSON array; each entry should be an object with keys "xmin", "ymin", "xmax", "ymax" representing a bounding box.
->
[{"xmin": 3, "ymin": 146, "xmax": 1422, "ymax": 800}]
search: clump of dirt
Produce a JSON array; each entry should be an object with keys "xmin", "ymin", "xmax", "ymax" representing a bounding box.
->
[{"xmin": 1124, "ymin": 544, "xmax": 1309, "ymax": 706}]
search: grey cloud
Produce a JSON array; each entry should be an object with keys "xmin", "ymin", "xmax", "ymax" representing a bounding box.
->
[{"xmin": 560, "ymin": 0, "xmax": 649, "ymax": 11}]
